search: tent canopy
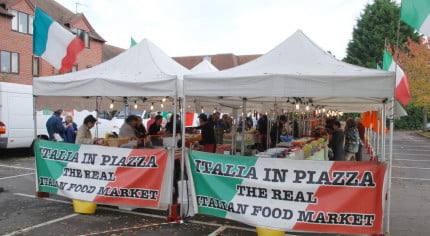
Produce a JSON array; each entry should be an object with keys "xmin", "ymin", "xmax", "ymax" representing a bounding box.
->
[
  {"xmin": 184, "ymin": 30, "xmax": 395, "ymax": 105},
  {"xmin": 190, "ymin": 57, "xmax": 219, "ymax": 73},
  {"xmin": 33, "ymin": 39, "xmax": 190, "ymax": 110}
]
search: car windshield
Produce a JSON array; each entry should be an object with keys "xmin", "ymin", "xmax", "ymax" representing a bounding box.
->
[{"xmin": 115, "ymin": 110, "xmax": 143, "ymax": 118}]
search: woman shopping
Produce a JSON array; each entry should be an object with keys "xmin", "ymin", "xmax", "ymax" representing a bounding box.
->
[{"xmin": 63, "ymin": 115, "xmax": 77, "ymax": 143}]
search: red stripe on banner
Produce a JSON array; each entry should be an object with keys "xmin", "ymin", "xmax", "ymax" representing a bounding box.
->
[
  {"xmin": 59, "ymin": 37, "xmax": 85, "ymax": 73},
  {"xmin": 93, "ymin": 149, "xmax": 168, "ymax": 207},
  {"xmin": 292, "ymin": 162, "xmax": 386, "ymax": 234}
]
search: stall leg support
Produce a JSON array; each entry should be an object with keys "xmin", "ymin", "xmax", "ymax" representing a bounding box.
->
[
  {"xmin": 167, "ymin": 203, "xmax": 182, "ymax": 221},
  {"xmin": 36, "ymin": 191, "xmax": 50, "ymax": 198}
]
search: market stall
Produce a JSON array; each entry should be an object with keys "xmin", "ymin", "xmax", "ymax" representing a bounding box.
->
[
  {"xmin": 182, "ymin": 30, "xmax": 396, "ymax": 235},
  {"xmin": 32, "ymin": 39, "xmax": 190, "ymax": 211}
]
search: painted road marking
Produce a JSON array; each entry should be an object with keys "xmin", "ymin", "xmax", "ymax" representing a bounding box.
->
[
  {"xmin": 14, "ymin": 193, "xmax": 255, "ymax": 232},
  {"xmin": 208, "ymin": 225, "xmax": 227, "ymax": 236},
  {"xmin": 3, "ymin": 213, "xmax": 78, "ymax": 236},
  {"xmin": 0, "ymin": 173, "xmax": 34, "ymax": 180},
  {"xmin": 394, "ymin": 159, "xmax": 430, "ymax": 162},
  {"xmin": 0, "ymin": 164, "xmax": 35, "ymax": 170},
  {"xmin": 393, "ymin": 153, "xmax": 430, "ymax": 156},
  {"xmin": 392, "ymin": 166, "xmax": 430, "ymax": 170},
  {"xmin": 392, "ymin": 177, "xmax": 430, "ymax": 181}
]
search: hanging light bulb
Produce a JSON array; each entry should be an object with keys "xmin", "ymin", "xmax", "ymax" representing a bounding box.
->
[
  {"xmin": 134, "ymin": 101, "xmax": 138, "ymax": 109},
  {"xmin": 306, "ymin": 105, "xmax": 309, "ymax": 111},
  {"xmin": 161, "ymin": 103, "xmax": 164, "ymax": 108},
  {"xmin": 110, "ymin": 100, "xmax": 114, "ymax": 109},
  {"xmin": 295, "ymin": 104, "xmax": 300, "ymax": 110},
  {"xmin": 322, "ymin": 108, "xmax": 326, "ymax": 113},
  {"xmin": 187, "ymin": 105, "xmax": 190, "ymax": 109},
  {"xmin": 162, "ymin": 97, "xmax": 167, "ymax": 103},
  {"xmin": 201, "ymin": 106, "xmax": 204, "ymax": 113},
  {"xmin": 150, "ymin": 103, "xmax": 154, "ymax": 110}
]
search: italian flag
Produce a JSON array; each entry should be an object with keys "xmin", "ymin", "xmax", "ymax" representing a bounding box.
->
[
  {"xmin": 382, "ymin": 48, "xmax": 411, "ymax": 106},
  {"xmin": 33, "ymin": 7, "xmax": 85, "ymax": 73},
  {"xmin": 401, "ymin": 0, "xmax": 430, "ymax": 36}
]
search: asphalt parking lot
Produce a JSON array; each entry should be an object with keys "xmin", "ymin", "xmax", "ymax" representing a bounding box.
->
[{"xmin": 0, "ymin": 131, "xmax": 429, "ymax": 236}]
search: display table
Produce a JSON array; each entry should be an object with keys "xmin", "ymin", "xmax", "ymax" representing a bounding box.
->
[{"xmin": 307, "ymin": 148, "xmax": 325, "ymax": 161}]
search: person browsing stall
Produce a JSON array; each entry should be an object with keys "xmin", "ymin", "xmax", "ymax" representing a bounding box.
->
[
  {"xmin": 119, "ymin": 115, "xmax": 138, "ymax": 139},
  {"xmin": 148, "ymin": 115, "xmax": 164, "ymax": 146},
  {"xmin": 46, "ymin": 109, "xmax": 66, "ymax": 141},
  {"xmin": 135, "ymin": 116, "xmax": 147, "ymax": 138},
  {"xmin": 76, "ymin": 115, "xmax": 100, "ymax": 144},
  {"xmin": 63, "ymin": 115, "xmax": 78, "ymax": 143},
  {"xmin": 196, "ymin": 113, "xmax": 216, "ymax": 153},
  {"xmin": 344, "ymin": 119, "xmax": 360, "ymax": 161},
  {"xmin": 328, "ymin": 120, "xmax": 344, "ymax": 161},
  {"xmin": 270, "ymin": 115, "xmax": 287, "ymax": 148}
]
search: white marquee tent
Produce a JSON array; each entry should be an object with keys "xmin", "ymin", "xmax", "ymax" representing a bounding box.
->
[
  {"xmin": 33, "ymin": 39, "xmax": 190, "ymax": 111},
  {"xmin": 190, "ymin": 57, "xmax": 219, "ymax": 73},
  {"xmin": 184, "ymin": 30, "xmax": 396, "ymax": 113}
]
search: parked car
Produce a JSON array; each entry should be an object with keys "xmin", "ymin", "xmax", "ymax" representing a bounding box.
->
[{"xmin": 426, "ymin": 122, "xmax": 430, "ymax": 132}]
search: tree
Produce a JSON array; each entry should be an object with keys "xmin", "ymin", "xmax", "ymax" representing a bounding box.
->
[
  {"xmin": 344, "ymin": 0, "xmax": 418, "ymax": 68},
  {"xmin": 389, "ymin": 37, "xmax": 430, "ymax": 131}
]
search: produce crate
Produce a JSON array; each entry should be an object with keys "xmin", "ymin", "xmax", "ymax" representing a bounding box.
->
[{"xmin": 107, "ymin": 137, "xmax": 130, "ymax": 147}]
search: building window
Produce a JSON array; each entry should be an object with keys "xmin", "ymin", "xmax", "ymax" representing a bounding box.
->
[
  {"xmin": 8, "ymin": 9, "xmax": 33, "ymax": 34},
  {"xmin": 72, "ymin": 27, "xmax": 90, "ymax": 48},
  {"xmin": 78, "ymin": 29, "xmax": 90, "ymax": 48},
  {"xmin": 1, "ymin": 51, "xmax": 19, "ymax": 74},
  {"xmin": 72, "ymin": 64, "xmax": 78, "ymax": 72},
  {"xmin": 33, "ymin": 57, "xmax": 40, "ymax": 76},
  {"xmin": 9, "ymin": 9, "xmax": 18, "ymax": 30}
]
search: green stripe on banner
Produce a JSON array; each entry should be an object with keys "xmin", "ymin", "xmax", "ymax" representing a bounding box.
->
[
  {"xmin": 188, "ymin": 151, "xmax": 258, "ymax": 218},
  {"xmin": 35, "ymin": 140, "xmax": 81, "ymax": 194}
]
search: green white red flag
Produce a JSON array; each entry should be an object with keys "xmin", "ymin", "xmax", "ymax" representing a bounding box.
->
[
  {"xmin": 401, "ymin": 0, "xmax": 430, "ymax": 36},
  {"xmin": 382, "ymin": 48, "xmax": 411, "ymax": 106}
]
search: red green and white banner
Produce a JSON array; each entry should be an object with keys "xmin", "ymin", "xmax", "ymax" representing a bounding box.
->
[
  {"xmin": 382, "ymin": 48, "xmax": 411, "ymax": 106},
  {"xmin": 187, "ymin": 151, "xmax": 387, "ymax": 234},
  {"xmin": 34, "ymin": 140, "xmax": 170, "ymax": 209},
  {"xmin": 401, "ymin": 0, "xmax": 430, "ymax": 37}
]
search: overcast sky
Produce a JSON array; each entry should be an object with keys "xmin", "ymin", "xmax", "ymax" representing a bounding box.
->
[{"xmin": 55, "ymin": 0, "xmax": 382, "ymax": 59}]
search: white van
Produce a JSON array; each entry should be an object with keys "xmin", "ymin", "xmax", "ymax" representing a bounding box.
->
[{"xmin": 0, "ymin": 82, "xmax": 116, "ymax": 149}]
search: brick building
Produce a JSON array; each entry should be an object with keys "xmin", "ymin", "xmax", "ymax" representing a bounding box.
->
[
  {"xmin": 0, "ymin": 0, "xmax": 105, "ymax": 85},
  {"xmin": 102, "ymin": 44, "xmax": 261, "ymax": 71}
]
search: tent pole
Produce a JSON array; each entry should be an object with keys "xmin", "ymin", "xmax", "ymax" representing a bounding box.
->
[
  {"xmin": 173, "ymin": 95, "xmax": 177, "ymax": 148},
  {"xmin": 377, "ymin": 109, "xmax": 381, "ymax": 160},
  {"xmin": 32, "ymin": 95, "xmax": 37, "ymax": 140},
  {"xmin": 180, "ymin": 95, "xmax": 187, "ymax": 218},
  {"xmin": 232, "ymin": 108, "xmax": 238, "ymax": 155},
  {"xmin": 382, "ymin": 103, "xmax": 387, "ymax": 162},
  {"xmin": 386, "ymin": 97, "xmax": 395, "ymax": 234},
  {"xmin": 170, "ymin": 95, "xmax": 177, "ymax": 208},
  {"xmin": 95, "ymin": 97, "xmax": 99, "ymax": 138},
  {"xmin": 241, "ymin": 98, "xmax": 246, "ymax": 155}
]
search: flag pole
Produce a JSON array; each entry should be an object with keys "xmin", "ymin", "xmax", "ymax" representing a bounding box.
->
[{"xmin": 386, "ymin": 3, "xmax": 403, "ymax": 233}]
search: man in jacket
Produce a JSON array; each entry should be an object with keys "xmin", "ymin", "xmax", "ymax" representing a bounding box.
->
[
  {"xmin": 197, "ymin": 113, "xmax": 216, "ymax": 153},
  {"xmin": 46, "ymin": 109, "xmax": 66, "ymax": 141},
  {"xmin": 329, "ymin": 120, "xmax": 344, "ymax": 161}
]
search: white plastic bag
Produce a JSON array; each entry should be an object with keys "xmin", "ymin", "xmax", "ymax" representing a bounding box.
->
[{"xmin": 53, "ymin": 133, "xmax": 63, "ymax": 142}]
